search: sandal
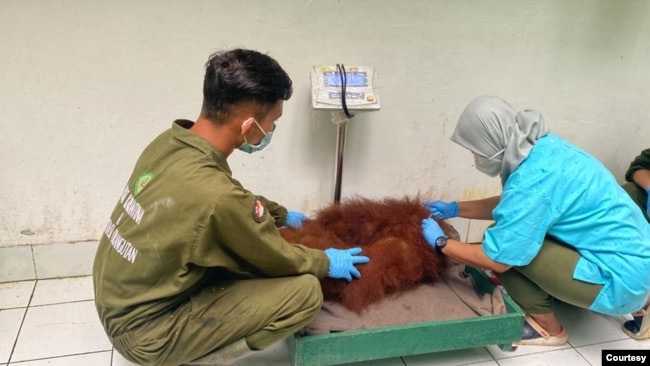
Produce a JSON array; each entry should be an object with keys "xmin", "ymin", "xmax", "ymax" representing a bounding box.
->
[
  {"xmin": 622, "ymin": 308, "xmax": 650, "ymax": 340},
  {"xmin": 515, "ymin": 315, "xmax": 569, "ymax": 346}
]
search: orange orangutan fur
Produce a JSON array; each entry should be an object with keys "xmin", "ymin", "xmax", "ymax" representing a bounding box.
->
[{"xmin": 279, "ymin": 196, "xmax": 453, "ymax": 314}]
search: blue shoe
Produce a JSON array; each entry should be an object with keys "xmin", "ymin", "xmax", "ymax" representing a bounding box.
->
[
  {"xmin": 622, "ymin": 309, "xmax": 649, "ymax": 340},
  {"xmin": 515, "ymin": 315, "xmax": 568, "ymax": 346}
]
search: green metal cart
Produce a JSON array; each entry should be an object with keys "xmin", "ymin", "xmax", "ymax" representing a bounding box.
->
[{"xmin": 288, "ymin": 267, "xmax": 524, "ymax": 366}]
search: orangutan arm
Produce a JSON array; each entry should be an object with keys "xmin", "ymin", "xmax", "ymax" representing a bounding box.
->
[
  {"xmin": 441, "ymin": 239, "xmax": 511, "ymax": 273},
  {"xmin": 457, "ymin": 195, "xmax": 500, "ymax": 220}
]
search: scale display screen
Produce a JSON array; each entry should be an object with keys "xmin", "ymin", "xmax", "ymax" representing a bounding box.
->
[
  {"xmin": 323, "ymin": 71, "xmax": 368, "ymax": 87},
  {"xmin": 311, "ymin": 65, "xmax": 380, "ymax": 110}
]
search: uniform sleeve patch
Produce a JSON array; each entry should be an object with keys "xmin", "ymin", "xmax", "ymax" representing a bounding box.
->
[
  {"xmin": 134, "ymin": 172, "xmax": 154, "ymax": 196},
  {"xmin": 252, "ymin": 197, "xmax": 266, "ymax": 223}
]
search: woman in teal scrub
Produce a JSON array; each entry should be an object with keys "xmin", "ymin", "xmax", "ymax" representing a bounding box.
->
[{"xmin": 421, "ymin": 96, "xmax": 650, "ymax": 345}]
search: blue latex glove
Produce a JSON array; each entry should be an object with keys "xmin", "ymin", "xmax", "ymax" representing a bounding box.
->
[
  {"xmin": 324, "ymin": 247, "xmax": 370, "ymax": 281},
  {"xmin": 285, "ymin": 211, "xmax": 308, "ymax": 228},
  {"xmin": 646, "ymin": 188, "xmax": 650, "ymax": 216},
  {"xmin": 421, "ymin": 218, "xmax": 445, "ymax": 249},
  {"xmin": 424, "ymin": 200, "xmax": 459, "ymax": 219}
]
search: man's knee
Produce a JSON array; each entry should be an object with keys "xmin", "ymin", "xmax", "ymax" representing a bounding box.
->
[{"xmin": 293, "ymin": 274, "xmax": 324, "ymax": 312}]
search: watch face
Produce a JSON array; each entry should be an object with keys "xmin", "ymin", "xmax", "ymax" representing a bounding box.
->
[{"xmin": 435, "ymin": 236, "xmax": 447, "ymax": 246}]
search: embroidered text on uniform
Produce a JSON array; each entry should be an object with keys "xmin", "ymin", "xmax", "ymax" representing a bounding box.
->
[
  {"xmin": 119, "ymin": 185, "xmax": 145, "ymax": 224},
  {"xmin": 104, "ymin": 220, "xmax": 139, "ymax": 263}
]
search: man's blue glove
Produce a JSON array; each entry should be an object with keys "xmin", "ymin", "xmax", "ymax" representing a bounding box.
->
[
  {"xmin": 424, "ymin": 200, "xmax": 459, "ymax": 219},
  {"xmin": 285, "ymin": 211, "xmax": 308, "ymax": 228},
  {"xmin": 421, "ymin": 218, "xmax": 445, "ymax": 249},
  {"xmin": 646, "ymin": 188, "xmax": 650, "ymax": 216},
  {"xmin": 324, "ymin": 247, "xmax": 370, "ymax": 281}
]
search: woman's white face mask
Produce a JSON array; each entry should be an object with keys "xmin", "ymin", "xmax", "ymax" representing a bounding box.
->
[{"xmin": 473, "ymin": 150, "xmax": 504, "ymax": 177}]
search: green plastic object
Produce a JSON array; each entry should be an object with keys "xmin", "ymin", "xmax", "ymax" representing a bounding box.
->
[{"xmin": 288, "ymin": 267, "xmax": 524, "ymax": 366}]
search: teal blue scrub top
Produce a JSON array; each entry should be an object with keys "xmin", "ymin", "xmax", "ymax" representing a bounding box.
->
[{"xmin": 483, "ymin": 134, "xmax": 650, "ymax": 316}]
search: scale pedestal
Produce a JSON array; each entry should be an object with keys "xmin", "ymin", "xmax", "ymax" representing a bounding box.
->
[
  {"xmin": 310, "ymin": 65, "xmax": 380, "ymax": 203},
  {"xmin": 330, "ymin": 111, "xmax": 349, "ymax": 203}
]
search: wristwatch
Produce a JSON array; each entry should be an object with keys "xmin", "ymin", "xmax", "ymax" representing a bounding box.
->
[{"xmin": 434, "ymin": 236, "xmax": 448, "ymax": 254}]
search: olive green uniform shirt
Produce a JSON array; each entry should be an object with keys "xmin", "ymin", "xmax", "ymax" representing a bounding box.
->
[{"xmin": 93, "ymin": 120, "xmax": 329, "ymax": 337}]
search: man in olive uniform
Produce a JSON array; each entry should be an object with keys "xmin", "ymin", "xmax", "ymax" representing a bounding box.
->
[{"xmin": 93, "ymin": 49, "xmax": 369, "ymax": 366}]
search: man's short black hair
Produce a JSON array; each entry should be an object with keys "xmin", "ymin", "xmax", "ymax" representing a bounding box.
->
[{"xmin": 201, "ymin": 48, "xmax": 293, "ymax": 123}]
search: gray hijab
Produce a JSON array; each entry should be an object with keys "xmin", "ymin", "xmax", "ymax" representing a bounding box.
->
[{"xmin": 450, "ymin": 96, "xmax": 550, "ymax": 185}]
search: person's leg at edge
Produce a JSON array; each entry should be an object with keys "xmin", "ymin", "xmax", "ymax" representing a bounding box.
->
[
  {"xmin": 621, "ymin": 182, "xmax": 650, "ymax": 338},
  {"xmin": 494, "ymin": 236, "xmax": 602, "ymax": 342},
  {"xmin": 116, "ymin": 273, "xmax": 323, "ymax": 366},
  {"xmin": 243, "ymin": 274, "xmax": 323, "ymax": 350},
  {"xmin": 494, "ymin": 267, "xmax": 563, "ymax": 337},
  {"xmin": 181, "ymin": 273, "xmax": 323, "ymax": 365},
  {"xmin": 622, "ymin": 297, "xmax": 650, "ymax": 339}
]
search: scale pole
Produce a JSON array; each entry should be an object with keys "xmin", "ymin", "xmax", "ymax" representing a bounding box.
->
[
  {"xmin": 333, "ymin": 122, "xmax": 346, "ymax": 203},
  {"xmin": 331, "ymin": 111, "xmax": 350, "ymax": 204}
]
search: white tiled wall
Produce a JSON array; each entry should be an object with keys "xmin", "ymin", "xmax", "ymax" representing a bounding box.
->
[
  {"xmin": 442, "ymin": 216, "xmax": 494, "ymax": 243},
  {"xmin": 0, "ymin": 221, "xmax": 477, "ymax": 284},
  {"xmin": 33, "ymin": 241, "xmax": 99, "ymax": 279},
  {"xmin": 467, "ymin": 219, "xmax": 495, "ymax": 243},
  {"xmin": 0, "ymin": 246, "xmax": 35, "ymax": 282},
  {"xmin": 0, "ymin": 242, "xmax": 98, "ymax": 283}
]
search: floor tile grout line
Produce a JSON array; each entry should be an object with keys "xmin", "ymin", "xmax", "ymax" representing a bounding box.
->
[
  {"xmin": 7, "ymin": 279, "xmax": 37, "ymax": 365},
  {"xmin": 28, "ymin": 298, "xmax": 96, "ymax": 308},
  {"xmin": 29, "ymin": 245, "xmax": 37, "ymax": 285},
  {"xmin": 486, "ymin": 347, "xmax": 573, "ymax": 365},
  {"xmin": 489, "ymin": 344, "xmax": 576, "ymax": 360},
  {"xmin": 7, "ymin": 350, "xmax": 113, "ymax": 365},
  {"xmin": 0, "ymin": 279, "xmax": 36, "ymax": 286},
  {"xmin": 485, "ymin": 346, "xmax": 500, "ymax": 365},
  {"xmin": 3, "ymin": 275, "xmax": 110, "ymax": 365},
  {"xmin": 570, "ymin": 336, "xmax": 643, "ymax": 349},
  {"xmin": 6, "ymin": 284, "xmax": 113, "ymax": 364},
  {"xmin": 567, "ymin": 342, "xmax": 598, "ymax": 366},
  {"xmin": 455, "ymin": 347, "xmax": 500, "ymax": 366}
]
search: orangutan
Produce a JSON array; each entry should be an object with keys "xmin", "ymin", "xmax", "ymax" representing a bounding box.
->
[{"xmin": 279, "ymin": 196, "xmax": 453, "ymax": 313}]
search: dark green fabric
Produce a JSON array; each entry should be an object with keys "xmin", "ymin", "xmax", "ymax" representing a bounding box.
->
[
  {"xmin": 94, "ymin": 120, "xmax": 329, "ymax": 354},
  {"xmin": 494, "ymin": 236, "xmax": 602, "ymax": 314},
  {"xmin": 112, "ymin": 275, "xmax": 322, "ymax": 366},
  {"xmin": 625, "ymin": 148, "xmax": 650, "ymax": 182},
  {"xmin": 623, "ymin": 148, "xmax": 650, "ymax": 223}
]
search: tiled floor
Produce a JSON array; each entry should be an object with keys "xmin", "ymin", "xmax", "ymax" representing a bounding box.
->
[{"xmin": 1, "ymin": 276, "xmax": 648, "ymax": 366}]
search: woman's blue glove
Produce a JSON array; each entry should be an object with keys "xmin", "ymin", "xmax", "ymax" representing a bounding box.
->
[
  {"xmin": 646, "ymin": 188, "xmax": 650, "ymax": 216},
  {"xmin": 324, "ymin": 247, "xmax": 370, "ymax": 281},
  {"xmin": 424, "ymin": 200, "xmax": 459, "ymax": 219},
  {"xmin": 421, "ymin": 218, "xmax": 445, "ymax": 249},
  {"xmin": 285, "ymin": 211, "xmax": 308, "ymax": 228}
]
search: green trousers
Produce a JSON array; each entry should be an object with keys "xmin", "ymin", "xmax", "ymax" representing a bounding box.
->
[
  {"xmin": 111, "ymin": 274, "xmax": 323, "ymax": 366},
  {"xmin": 493, "ymin": 236, "xmax": 603, "ymax": 315},
  {"xmin": 622, "ymin": 181, "xmax": 650, "ymax": 223}
]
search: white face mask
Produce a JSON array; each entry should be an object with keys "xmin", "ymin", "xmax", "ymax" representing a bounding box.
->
[{"xmin": 473, "ymin": 150, "xmax": 504, "ymax": 177}]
